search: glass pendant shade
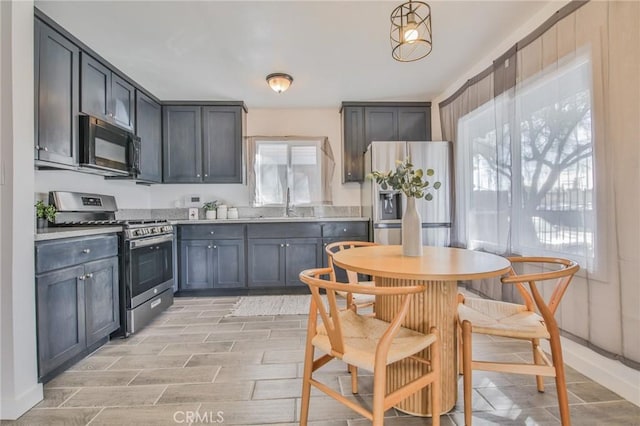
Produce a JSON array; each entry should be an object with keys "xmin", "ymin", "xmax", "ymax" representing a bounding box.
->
[
  {"xmin": 390, "ymin": 1, "xmax": 432, "ymax": 62},
  {"xmin": 266, "ymin": 73, "xmax": 293, "ymax": 93}
]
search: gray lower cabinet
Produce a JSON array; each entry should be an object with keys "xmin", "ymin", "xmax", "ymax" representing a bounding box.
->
[
  {"xmin": 179, "ymin": 239, "xmax": 246, "ymax": 290},
  {"xmin": 247, "ymin": 238, "xmax": 322, "ymax": 288},
  {"xmin": 34, "ymin": 19, "xmax": 79, "ymax": 166},
  {"xmin": 321, "ymin": 221, "xmax": 369, "ymax": 282},
  {"xmin": 84, "ymin": 257, "xmax": 119, "ymax": 346},
  {"xmin": 35, "ymin": 234, "xmax": 119, "ymax": 382},
  {"xmin": 36, "ymin": 265, "xmax": 86, "ymax": 378}
]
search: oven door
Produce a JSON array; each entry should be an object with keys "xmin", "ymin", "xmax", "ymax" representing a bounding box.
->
[{"xmin": 128, "ymin": 234, "xmax": 174, "ymax": 308}]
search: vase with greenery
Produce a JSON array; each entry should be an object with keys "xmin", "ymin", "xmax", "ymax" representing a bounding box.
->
[
  {"xmin": 370, "ymin": 158, "xmax": 441, "ymax": 256},
  {"xmin": 203, "ymin": 200, "xmax": 219, "ymax": 220},
  {"xmin": 35, "ymin": 200, "xmax": 57, "ymax": 229}
]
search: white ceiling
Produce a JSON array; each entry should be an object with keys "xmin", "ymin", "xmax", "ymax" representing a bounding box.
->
[{"xmin": 36, "ymin": 1, "xmax": 550, "ymax": 109}]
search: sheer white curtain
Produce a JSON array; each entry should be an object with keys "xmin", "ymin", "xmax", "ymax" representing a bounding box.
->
[{"xmin": 442, "ymin": 1, "xmax": 640, "ymax": 366}]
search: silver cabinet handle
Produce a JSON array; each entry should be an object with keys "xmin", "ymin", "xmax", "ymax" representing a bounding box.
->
[
  {"xmin": 85, "ymin": 273, "xmax": 93, "ymax": 278},
  {"xmin": 204, "ymin": 174, "xmax": 208, "ymax": 177},
  {"xmin": 286, "ymin": 243, "xmax": 290, "ymax": 247},
  {"xmin": 196, "ymin": 174, "xmax": 201, "ymax": 177},
  {"xmin": 210, "ymin": 231, "xmax": 215, "ymax": 234},
  {"xmin": 343, "ymin": 228, "xmax": 347, "ymax": 232},
  {"xmin": 82, "ymin": 249, "xmax": 91, "ymax": 254},
  {"xmin": 207, "ymin": 245, "xmax": 212, "ymax": 249},
  {"xmin": 156, "ymin": 246, "xmax": 160, "ymax": 250},
  {"xmin": 213, "ymin": 245, "xmax": 217, "ymax": 249},
  {"xmin": 149, "ymin": 247, "xmax": 154, "ymax": 250},
  {"xmin": 43, "ymin": 147, "xmax": 49, "ymax": 152},
  {"xmin": 280, "ymin": 244, "xmax": 284, "ymax": 247},
  {"xmin": 78, "ymin": 275, "xmax": 86, "ymax": 281},
  {"xmin": 323, "ymin": 243, "xmax": 328, "ymax": 246}
]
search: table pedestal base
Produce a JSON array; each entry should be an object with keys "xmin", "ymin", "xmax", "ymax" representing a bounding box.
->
[{"xmin": 375, "ymin": 277, "xmax": 458, "ymax": 416}]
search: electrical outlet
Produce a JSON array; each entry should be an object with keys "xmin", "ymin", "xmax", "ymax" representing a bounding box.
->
[{"xmin": 188, "ymin": 208, "xmax": 199, "ymax": 220}]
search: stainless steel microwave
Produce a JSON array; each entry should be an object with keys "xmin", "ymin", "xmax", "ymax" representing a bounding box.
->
[{"xmin": 79, "ymin": 115, "xmax": 140, "ymax": 176}]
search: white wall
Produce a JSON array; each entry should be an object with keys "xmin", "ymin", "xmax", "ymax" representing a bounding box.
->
[
  {"xmin": 148, "ymin": 108, "xmax": 361, "ymax": 208},
  {"xmin": 0, "ymin": 0, "xmax": 43, "ymax": 419},
  {"xmin": 34, "ymin": 170, "xmax": 151, "ymax": 208}
]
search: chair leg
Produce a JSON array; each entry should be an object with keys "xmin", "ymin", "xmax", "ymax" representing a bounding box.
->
[
  {"xmin": 349, "ymin": 364, "xmax": 359, "ymax": 394},
  {"xmin": 430, "ymin": 327, "xmax": 441, "ymax": 426},
  {"xmin": 458, "ymin": 322, "xmax": 464, "ymax": 375},
  {"xmin": 532, "ymin": 338, "xmax": 545, "ymax": 392},
  {"xmin": 300, "ymin": 341, "xmax": 315, "ymax": 426},
  {"xmin": 549, "ymin": 335, "xmax": 571, "ymax": 426},
  {"xmin": 461, "ymin": 320, "xmax": 473, "ymax": 426},
  {"xmin": 372, "ymin": 365, "xmax": 386, "ymax": 426}
]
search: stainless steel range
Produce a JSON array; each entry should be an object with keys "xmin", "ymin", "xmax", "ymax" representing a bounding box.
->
[{"xmin": 50, "ymin": 191, "xmax": 174, "ymax": 337}]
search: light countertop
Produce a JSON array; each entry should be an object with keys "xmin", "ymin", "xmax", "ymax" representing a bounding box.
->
[
  {"xmin": 171, "ymin": 217, "xmax": 369, "ymax": 225},
  {"xmin": 35, "ymin": 226, "xmax": 123, "ymax": 242}
]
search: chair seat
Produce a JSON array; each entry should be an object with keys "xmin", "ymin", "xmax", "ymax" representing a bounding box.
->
[
  {"xmin": 336, "ymin": 281, "xmax": 376, "ymax": 304},
  {"xmin": 313, "ymin": 309, "xmax": 436, "ymax": 372},
  {"xmin": 458, "ymin": 297, "xmax": 550, "ymax": 339}
]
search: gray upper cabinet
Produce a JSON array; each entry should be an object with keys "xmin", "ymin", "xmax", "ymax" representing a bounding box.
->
[
  {"xmin": 341, "ymin": 102, "xmax": 431, "ymax": 182},
  {"xmin": 398, "ymin": 107, "xmax": 431, "ymax": 141},
  {"xmin": 342, "ymin": 107, "xmax": 365, "ymax": 182},
  {"xmin": 80, "ymin": 53, "xmax": 135, "ymax": 131},
  {"xmin": 34, "ymin": 20, "xmax": 79, "ymax": 166},
  {"xmin": 365, "ymin": 107, "xmax": 398, "ymax": 142},
  {"xmin": 202, "ymin": 106, "xmax": 243, "ymax": 183},
  {"xmin": 163, "ymin": 104, "xmax": 244, "ymax": 184},
  {"xmin": 135, "ymin": 91, "xmax": 162, "ymax": 182},
  {"xmin": 163, "ymin": 106, "xmax": 203, "ymax": 183}
]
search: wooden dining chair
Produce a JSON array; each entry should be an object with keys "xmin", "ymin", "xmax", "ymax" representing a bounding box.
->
[
  {"xmin": 299, "ymin": 267, "xmax": 441, "ymax": 426},
  {"xmin": 325, "ymin": 241, "xmax": 379, "ymax": 312},
  {"xmin": 457, "ymin": 256, "xmax": 579, "ymax": 426}
]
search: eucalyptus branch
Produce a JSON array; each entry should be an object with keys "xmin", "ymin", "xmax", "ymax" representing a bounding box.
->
[{"xmin": 369, "ymin": 158, "xmax": 441, "ymax": 201}]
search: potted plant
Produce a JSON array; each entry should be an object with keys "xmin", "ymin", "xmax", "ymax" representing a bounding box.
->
[
  {"xmin": 370, "ymin": 158, "xmax": 441, "ymax": 256},
  {"xmin": 203, "ymin": 200, "xmax": 219, "ymax": 220},
  {"xmin": 35, "ymin": 200, "xmax": 57, "ymax": 229}
]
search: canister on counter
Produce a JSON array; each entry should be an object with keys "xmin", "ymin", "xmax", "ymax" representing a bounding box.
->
[
  {"xmin": 228, "ymin": 207, "xmax": 238, "ymax": 219},
  {"xmin": 217, "ymin": 205, "xmax": 228, "ymax": 220}
]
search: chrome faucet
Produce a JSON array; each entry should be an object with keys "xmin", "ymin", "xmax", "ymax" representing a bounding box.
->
[{"xmin": 285, "ymin": 187, "xmax": 295, "ymax": 217}]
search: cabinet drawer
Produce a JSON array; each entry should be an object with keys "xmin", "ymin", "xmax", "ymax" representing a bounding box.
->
[
  {"xmin": 322, "ymin": 222, "xmax": 368, "ymax": 238},
  {"xmin": 247, "ymin": 223, "xmax": 321, "ymax": 238},
  {"xmin": 36, "ymin": 234, "xmax": 118, "ymax": 274},
  {"xmin": 180, "ymin": 224, "xmax": 245, "ymax": 240}
]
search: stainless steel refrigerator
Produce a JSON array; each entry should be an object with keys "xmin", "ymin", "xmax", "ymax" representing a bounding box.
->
[{"xmin": 362, "ymin": 141, "xmax": 452, "ymax": 246}]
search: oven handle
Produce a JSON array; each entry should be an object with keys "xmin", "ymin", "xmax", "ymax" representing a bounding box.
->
[{"xmin": 130, "ymin": 234, "xmax": 174, "ymax": 249}]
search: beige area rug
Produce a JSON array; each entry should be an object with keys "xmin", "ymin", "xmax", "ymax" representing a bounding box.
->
[{"xmin": 228, "ymin": 295, "xmax": 336, "ymax": 316}]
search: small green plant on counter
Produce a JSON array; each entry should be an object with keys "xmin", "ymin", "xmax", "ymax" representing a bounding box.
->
[
  {"xmin": 203, "ymin": 200, "xmax": 219, "ymax": 211},
  {"xmin": 369, "ymin": 157, "xmax": 442, "ymax": 200},
  {"xmin": 35, "ymin": 200, "xmax": 57, "ymax": 222}
]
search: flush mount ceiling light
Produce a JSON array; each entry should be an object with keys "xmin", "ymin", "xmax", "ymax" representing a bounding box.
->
[
  {"xmin": 390, "ymin": 0, "xmax": 432, "ymax": 62},
  {"xmin": 266, "ymin": 73, "xmax": 294, "ymax": 94}
]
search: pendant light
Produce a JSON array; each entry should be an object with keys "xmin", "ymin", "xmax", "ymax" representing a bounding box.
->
[
  {"xmin": 390, "ymin": 0, "xmax": 432, "ymax": 62},
  {"xmin": 266, "ymin": 73, "xmax": 294, "ymax": 93}
]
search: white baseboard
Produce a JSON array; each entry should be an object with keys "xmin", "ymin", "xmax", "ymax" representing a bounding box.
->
[
  {"xmin": 0, "ymin": 382, "xmax": 43, "ymax": 420},
  {"xmin": 542, "ymin": 337, "xmax": 640, "ymax": 407}
]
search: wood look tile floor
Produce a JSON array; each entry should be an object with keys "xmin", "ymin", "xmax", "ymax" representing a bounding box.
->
[{"xmin": 4, "ymin": 296, "xmax": 639, "ymax": 425}]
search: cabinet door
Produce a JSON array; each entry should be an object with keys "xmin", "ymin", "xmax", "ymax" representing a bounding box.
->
[
  {"xmin": 163, "ymin": 106, "xmax": 203, "ymax": 182},
  {"xmin": 80, "ymin": 53, "xmax": 111, "ymax": 122},
  {"xmin": 398, "ymin": 107, "xmax": 431, "ymax": 141},
  {"xmin": 322, "ymin": 237, "xmax": 368, "ymax": 283},
  {"xmin": 84, "ymin": 257, "xmax": 119, "ymax": 346},
  {"xmin": 111, "ymin": 74, "xmax": 135, "ymax": 131},
  {"xmin": 342, "ymin": 106, "xmax": 365, "ymax": 182},
  {"xmin": 34, "ymin": 21, "xmax": 79, "ymax": 166},
  {"xmin": 36, "ymin": 265, "xmax": 86, "ymax": 379},
  {"xmin": 179, "ymin": 240, "xmax": 213, "ymax": 290},
  {"xmin": 212, "ymin": 239, "xmax": 246, "ymax": 288},
  {"xmin": 285, "ymin": 238, "xmax": 322, "ymax": 287},
  {"xmin": 202, "ymin": 106, "xmax": 242, "ymax": 183},
  {"xmin": 135, "ymin": 92, "xmax": 162, "ymax": 182},
  {"xmin": 365, "ymin": 107, "xmax": 398, "ymax": 143},
  {"xmin": 247, "ymin": 239, "xmax": 286, "ymax": 287}
]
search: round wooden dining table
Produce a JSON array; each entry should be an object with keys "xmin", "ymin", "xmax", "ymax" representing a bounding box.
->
[{"xmin": 331, "ymin": 245, "xmax": 512, "ymax": 417}]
